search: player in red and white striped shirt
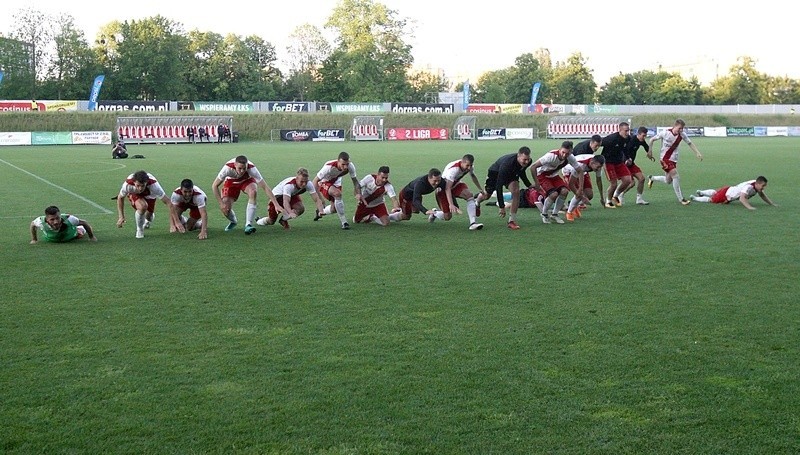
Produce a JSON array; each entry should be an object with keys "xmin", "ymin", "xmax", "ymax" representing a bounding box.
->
[
  {"xmin": 646, "ymin": 119, "xmax": 703, "ymax": 205},
  {"xmin": 170, "ymin": 179, "xmax": 209, "ymax": 240},
  {"xmin": 211, "ymin": 155, "xmax": 281, "ymax": 235},
  {"xmin": 690, "ymin": 176, "xmax": 776, "ymax": 210},
  {"xmin": 256, "ymin": 168, "xmax": 326, "ymax": 229},
  {"xmin": 312, "ymin": 151, "xmax": 363, "ymax": 230},
  {"xmin": 353, "ymin": 166, "xmax": 402, "ymax": 226},
  {"xmin": 428, "ymin": 154, "xmax": 486, "ymax": 230}
]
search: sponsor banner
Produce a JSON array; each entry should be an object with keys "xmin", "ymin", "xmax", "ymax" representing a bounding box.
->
[
  {"xmin": 703, "ymin": 126, "xmax": 727, "ymax": 137},
  {"xmin": 528, "ymin": 82, "xmax": 541, "ymax": 113},
  {"xmin": 317, "ymin": 102, "xmax": 331, "ymax": 112},
  {"xmin": 280, "ymin": 130, "xmax": 312, "ymax": 142},
  {"xmin": 590, "ymin": 104, "xmax": 617, "ymax": 114},
  {"xmin": 43, "ymin": 100, "xmax": 78, "ymax": 112},
  {"xmin": 505, "ymin": 128, "xmax": 535, "ymax": 140},
  {"xmin": 87, "ymin": 75, "xmax": 105, "ymax": 111},
  {"xmin": 753, "ymin": 126, "xmax": 767, "ymax": 136},
  {"xmin": 477, "ymin": 128, "xmax": 506, "ymax": 140},
  {"xmin": 72, "ymin": 131, "xmax": 113, "ymax": 145},
  {"xmin": 466, "ymin": 104, "xmax": 499, "ymax": 114},
  {"xmin": 0, "ymin": 101, "xmax": 39, "ymax": 112},
  {"xmin": 533, "ymin": 103, "xmax": 566, "ymax": 114},
  {"xmin": 32, "ymin": 132, "xmax": 73, "ymax": 145},
  {"xmin": 193, "ymin": 102, "xmax": 252, "ymax": 112},
  {"xmin": 269, "ymin": 102, "xmax": 311, "ymax": 112},
  {"xmin": 463, "ymin": 81, "xmax": 470, "ymax": 111},
  {"xmin": 279, "ymin": 129, "xmax": 346, "ymax": 142},
  {"xmin": 684, "ymin": 126, "xmax": 704, "ymax": 137},
  {"xmin": 788, "ymin": 126, "xmax": 800, "ymax": 137},
  {"xmin": 386, "ymin": 128, "xmax": 448, "ymax": 141},
  {"xmin": 313, "ymin": 129, "xmax": 345, "ymax": 141},
  {"xmin": 331, "ymin": 102, "xmax": 384, "ymax": 113},
  {"xmin": 766, "ymin": 126, "xmax": 788, "ymax": 136},
  {"xmin": 0, "ymin": 132, "xmax": 32, "ymax": 146},
  {"xmin": 726, "ymin": 126, "xmax": 754, "ymax": 137},
  {"xmin": 177, "ymin": 101, "xmax": 195, "ymax": 111},
  {"xmin": 390, "ymin": 103, "xmax": 454, "ymax": 114},
  {"xmin": 97, "ymin": 101, "xmax": 170, "ymax": 112}
]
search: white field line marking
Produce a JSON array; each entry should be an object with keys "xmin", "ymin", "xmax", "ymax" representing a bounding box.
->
[
  {"xmin": 0, "ymin": 212, "xmax": 113, "ymax": 220},
  {"xmin": 0, "ymin": 158, "xmax": 114, "ymax": 214}
]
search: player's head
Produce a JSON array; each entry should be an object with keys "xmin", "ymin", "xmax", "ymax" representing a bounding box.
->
[
  {"xmin": 132, "ymin": 170, "xmax": 149, "ymax": 192},
  {"xmin": 618, "ymin": 122, "xmax": 630, "ymax": 138},
  {"xmin": 636, "ymin": 126, "xmax": 648, "ymax": 140},
  {"xmin": 558, "ymin": 141, "xmax": 573, "ymax": 158},
  {"xmin": 375, "ymin": 166, "xmax": 390, "ymax": 186},
  {"xmin": 336, "ymin": 151, "xmax": 350, "ymax": 170},
  {"xmin": 590, "ymin": 135, "xmax": 602, "ymax": 151},
  {"xmin": 461, "ymin": 154, "xmax": 475, "ymax": 171},
  {"xmin": 755, "ymin": 176, "xmax": 768, "ymax": 191},
  {"xmin": 673, "ymin": 119, "xmax": 686, "ymax": 133},
  {"xmin": 516, "ymin": 146, "xmax": 532, "ymax": 166},
  {"xmin": 234, "ymin": 155, "xmax": 249, "ymax": 175},
  {"xmin": 427, "ymin": 168, "xmax": 442, "ymax": 187},
  {"xmin": 589, "ymin": 155, "xmax": 605, "ymax": 171},
  {"xmin": 44, "ymin": 206, "xmax": 63, "ymax": 230},
  {"xmin": 296, "ymin": 167, "xmax": 310, "ymax": 186},
  {"xmin": 179, "ymin": 178, "xmax": 194, "ymax": 199}
]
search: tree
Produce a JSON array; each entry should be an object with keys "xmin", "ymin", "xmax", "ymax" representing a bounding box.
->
[
  {"xmin": 113, "ymin": 16, "xmax": 189, "ymax": 100},
  {"xmin": 708, "ymin": 56, "xmax": 768, "ymax": 104},
  {"xmin": 315, "ymin": 0, "xmax": 413, "ymax": 101},
  {"xmin": 284, "ymin": 24, "xmax": 331, "ymax": 101},
  {"xmin": 548, "ymin": 52, "xmax": 596, "ymax": 104},
  {"xmin": 765, "ymin": 76, "xmax": 800, "ymax": 104},
  {"xmin": 43, "ymin": 13, "xmax": 95, "ymax": 99},
  {"xmin": 9, "ymin": 8, "xmax": 55, "ymax": 97},
  {"xmin": 504, "ymin": 53, "xmax": 548, "ymax": 104},
  {"xmin": 406, "ymin": 69, "xmax": 448, "ymax": 103},
  {"xmin": 473, "ymin": 69, "xmax": 511, "ymax": 103}
]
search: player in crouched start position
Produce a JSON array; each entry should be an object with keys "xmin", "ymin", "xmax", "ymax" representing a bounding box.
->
[
  {"xmin": 529, "ymin": 141, "xmax": 583, "ymax": 224},
  {"xmin": 30, "ymin": 206, "xmax": 96, "ymax": 244},
  {"xmin": 211, "ymin": 155, "xmax": 281, "ymax": 235},
  {"xmin": 397, "ymin": 168, "xmax": 444, "ymax": 222},
  {"xmin": 312, "ymin": 151, "xmax": 363, "ymax": 230},
  {"xmin": 429, "ymin": 154, "xmax": 485, "ymax": 230},
  {"xmin": 256, "ymin": 168, "xmax": 326, "ymax": 230},
  {"xmin": 690, "ymin": 176, "xmax": 776, "ymax": 210},
  {"xmin": 117, "ymin": 170, "xmax": 180, "ymax": 238},
  {"xmin": 561, "ymin": 154, "xmax": 605, "ymax": 222},
  {"xmin": 170, "ymin": 178, "xmax": 209, "ymax": 239},
  {"xmin": 353, "ymin": 166, "xmax": 403, "ymax": 226}
]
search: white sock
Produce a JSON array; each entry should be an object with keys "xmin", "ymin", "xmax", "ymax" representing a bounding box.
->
[
  {"xmin": 388, "ymin": 211, "xmax": 403, "ymax": 222},
  {"xmin": 508, "ymin": 213, "xmax": 516, "ymax": 222},
  {"xmin": 552, "ymin": 196, "xmax": 565, "ymax": 215},
  {"xmin": 699, "ymin": 189, "xmax": 716, "ymax": 197},
  {"xmin": 434, "ymin": 210, "xmax": 445, "ymax": 220},
  {"xmin": 652, "ymin": 176, "xmax": 667, "ymax": 184},
  {"xmin": 542, "ymin": 198, "xmax": 553, "ymax": 215},
  {"xmin": 226, "ymin": 210, "xmax": 237, "ymax": 223},
  {"xmin": 246, "ymin": 203, "xmax": 257, "ymax": 225},
  {"xmin": 195, "ymin": 220, "xmax": 203, "ymax": 229},
  {"xmin": 567, "ymin": 196, "xmax": 578, "ymax": 212},
  {"xmin": 693, "ymin": 196, "xmax": 711, "ymax": 202},
  {"xmin": 672, "ymin": 177, "xmax": 683, "ymax": 200},
  {"xmin": 334, "ymin": 198, "xmax": 346, "ymax": 223},
  {"xmin": 135, "ymin": 211, "xmax": 145, "ymax": 230},
  {"xmin": 323, "ymin": 204, "xmax": 334, "ymax": 215},
  {"xmin": 466, "ymin": 199, "xmax": 477, "ymax": 223}
]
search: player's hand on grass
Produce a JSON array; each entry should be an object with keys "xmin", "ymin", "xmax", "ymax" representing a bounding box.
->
[
  {"xmin": 116, "ymin": 217, "xmax": 125, "ymax": 228},
  {"xmin": 498, "ymin": 207, "xmax": 506, "ymax": 218},
  {"xmin": 198, "ymin": 231, "xmax": 207, "ymax": 240}
]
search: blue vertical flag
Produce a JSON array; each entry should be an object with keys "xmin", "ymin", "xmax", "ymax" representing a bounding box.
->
[
  {"xmin": 87, "ymin": 75, "xmax": 105, "ymax": 111},
  {"xmin": 528, "ymin": 81, "xmax": 541, "ymax": 113},
  {"xmin": 0, "ymin": 71, "xmax": 4, "ymax": 87},
  {"xmin": 463, "ymin": 80, "xmax": 470, "ymax": 111}
]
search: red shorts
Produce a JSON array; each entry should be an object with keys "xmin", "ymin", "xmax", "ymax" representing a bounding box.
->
[
  {"xmin": 711, "ymin": 186, "xmax": 730, "ymax": 204},
  {"xmin": 524, "ymin": 187, "xmax": 544, "ymax": 207},
  {"xmin": 128, "ymin": 194, "xmax": 156, "ymax": 212},
  {"xmin": 318, "ymin": 181, "xmax": 342, "ymax": 202},
  {"xmin": 398, "ymin": 192, "xmax": 417, "ymax": 217},
  {"xmin": 569, "ymin": 173, "xmax": 593, "ymax": 191},
  {"xmin": 436, "ymin": 182, "xmax": 469, "ymax": 213},
  {"xmin": 176, "ymin": 203, "xmax": 201, "ymax": 220},
  {"xmin": 660, "ymin": 159, "xmax": 677, "ymax": 173},
  {"xmin": 537, "ymin": 174, "xmax": 567, "ymax": 195},
  {"xmin": 354, "ymin": 203, "xmax": 389, "ymax": 223},
  {"xmin": 605, "ymin": 162, "xmax": 631, "ymax": 181},
  {"xmin": 627, "ymin": 163, "xmax": 643, "ymax": 175},
  {"xmin": 269, "ymin": 195, "xmax": 302, "ymax": 218},
  {"xmin": 222, "ymin": 177, "xmax": 256, "ymax": 201}
]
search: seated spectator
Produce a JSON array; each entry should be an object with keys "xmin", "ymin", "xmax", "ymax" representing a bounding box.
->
[
  {"xmin": 198, "ymin": 126, "xmax": 210, "ymax": 142},
  {"xmin": 112, "ymin": 140, "xmax": 128, "ymax": 159}
]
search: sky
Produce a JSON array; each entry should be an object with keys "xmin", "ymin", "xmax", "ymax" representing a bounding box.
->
[{"xmin": 3, "ymin": 0, "xmax": 798, "ymax": 88}]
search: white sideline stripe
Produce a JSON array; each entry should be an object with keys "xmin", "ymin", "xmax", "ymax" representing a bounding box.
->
[
  {"xmin": 0, "ymin": 158, "xmax": 113, "ymax": 214},
  {"xmin": 0, "ymin": 212, "xmax": 112, "ymax": 220}
]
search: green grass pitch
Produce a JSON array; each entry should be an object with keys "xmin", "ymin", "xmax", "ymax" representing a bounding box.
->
[{"xmin": 1, "ymin": 138, "xmax": 798, "ymax": 453}]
